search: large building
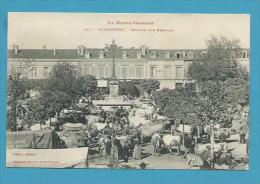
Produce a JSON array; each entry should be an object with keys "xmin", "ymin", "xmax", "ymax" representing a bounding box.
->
[{"xmin": 7, "ymin": 44, "xmax": 250, "ymax": 89}]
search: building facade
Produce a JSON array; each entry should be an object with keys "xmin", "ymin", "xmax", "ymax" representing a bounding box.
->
[{"xmin": 8, "ymin": 44, "xmax": 250, "ymax": 89}]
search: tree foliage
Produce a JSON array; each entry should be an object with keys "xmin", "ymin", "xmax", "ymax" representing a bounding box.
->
[
  {"xmin": 188, "ymin": 36, "xmax": 240, "ymax": 81},
  {"xmin": 47, "ymin": 63, "xmax": 97, "ymax": 99},
  {"xmin": 7, "ymin": 74, "xmax": 30, "ymax": 130},
  {"xmin": 47, "ymin": 63, "xmax": 79, "ymax": 97},
  {"xmin": 119, "ymin": 81, "xmax": 140, "ymax": 97},
  {"xmin": 154, "ymin": 36, "xmax": 249, "ymax": 125},
  {"xmin": 11, "ymin": 62, "xmax": 98, "ymax": 128},
  {"xmin": 20, "ymin": 90, "xmax": 73, "ymax": 126},
  {"xmin": 142, "ymin": 79, "xmax": 160, "ymax": 96},
  {"xmin": 76, "ymin": 75, "xmax": 97, "ymax": 97}
]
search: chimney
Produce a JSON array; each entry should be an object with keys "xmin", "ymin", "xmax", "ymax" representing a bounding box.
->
[
  {"xmin": 105, "ymin": 44, "xmax": 109, "ymax": 51},
  {"xmin": 77, "ymin": 45, "xmax": 85, "ymax": 56},
  {"xmin": 43, "ymin": 45, "xmax": 47, "ymax": 50},
  {"xmin": 53, "ymin": 49, "xmax": 56, "ymax": 56},
  {"xmin": 13, "ymin": 45, "xmax": 19, "ymax": 55}
]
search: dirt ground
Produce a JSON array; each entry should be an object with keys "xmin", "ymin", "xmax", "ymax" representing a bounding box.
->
[
  {"xmin": 75, "ymin": 133, "xmax": 248, "ymax": 170},
  {"xmin": 85, "ymin": 143, "xmax": 189, "ymax": 169}
]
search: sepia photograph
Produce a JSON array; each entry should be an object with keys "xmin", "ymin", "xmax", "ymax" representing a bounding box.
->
[{"xmin": 6, "ymin": 13, "xmax": 249, "ymax": 170}]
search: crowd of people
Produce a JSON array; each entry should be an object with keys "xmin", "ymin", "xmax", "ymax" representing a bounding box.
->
[
  {"xmin": 14, "ymin": 92, "xmax": 249, "ymax": 169},
  {"xmin": 98, "ymin": 130, "xmax": 143, "ymax": 164}
]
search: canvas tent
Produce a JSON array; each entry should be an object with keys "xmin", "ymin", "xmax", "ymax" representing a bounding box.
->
[{"xmin": 7, "ymin": 129, "xmax": 62, "ymax": 149}]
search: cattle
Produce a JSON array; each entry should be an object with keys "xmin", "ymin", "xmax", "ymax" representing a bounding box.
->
[
  {"xmin": 194, "ymin": 143, "xmax": 228, "ymax": 155},
  {"xmin": 194, "ymin": 142, "xmax": 233, "ymax": 169},
  {"xmin": 195, "ymin": 143, "xmax": 226, "ymax": 155},
  {"xmin": 162, "ymin": 134, "xmax": 182, "ymax": 155},
  {"xmin": 186, "ymin": 153, "xmax": 204, "ymax": 169},
  {"xmin": 151, "ymin": 133, "xmax": 162, "ymax": 156}
]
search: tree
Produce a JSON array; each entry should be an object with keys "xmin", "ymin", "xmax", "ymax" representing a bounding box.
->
[
  {"xmin": 47, "ymin": 63, "xmax": 97, "ymax": 100},
  {"xmin": 119, "ymin": 80, "xmax": 140, "ymax": 97},
  {"xmin": 20, "ymin": 90, "xmax": 73, "ymax": 126},
  {"xmin": 154, "ymin": 87, "xmax": 198, "ymax": 122},
  {"xmin": 13, "ymin": 62, "xmax": 98, "ymax": 128},
  {"xmin": 7, "ymin": 74, "xmax": 25, "ymax": 130},
  {"xmin": 188, "ymin": 35, "xmax": 240, "ymax": 82},
  {"xmin": 47, "ymin": 63, "xmax": 79, "ymax": 98},
  {"xmin": 7, "ymin": 61, "xmax": 35, "ymax": 130},
  {"xmin": 76, "ymin": 75, "xmax": 97, "ymax": 97},
  {"xmin": 153, "ymin": 36, "xmax": 249, "ymax": 126},
  {"xmin": 142, "ymin": 79, "xmax": 160, "ymax": 97},
  {"xmin": 186, "ymin": 35, "xmax": 248, "ymax": 123},
  {"xmin": 34, "ymin": 63, "xmax": 97, "ymax": 123},
  {"xmin": 23, "ymin": 98, "xmax": 49, "ymax": 126},
  {"xmin": 222, "ymin": 78, "xmax": 249, "ymax": 107}
]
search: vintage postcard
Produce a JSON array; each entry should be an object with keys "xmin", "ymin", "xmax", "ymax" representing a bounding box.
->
[{"xmin": 6, "ymin": 13, "xmax": 249, "ymax": 170}]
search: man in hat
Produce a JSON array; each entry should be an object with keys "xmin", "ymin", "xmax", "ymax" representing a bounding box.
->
[{"xmin": 239, "ymin": 122, "xmax": 248, "ymax": 144}]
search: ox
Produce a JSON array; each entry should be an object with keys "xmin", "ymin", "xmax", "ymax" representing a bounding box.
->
[
  {"xmin": 162, "ymin": 134, "xmax": 182, "ymax": 155},
  {"xmin": 186, "ymin": 153, "xmax": 204, "ymax": 169},
  {"xmin": 194, "ymin": 143, "xmax": 233, "ymax": 169}
]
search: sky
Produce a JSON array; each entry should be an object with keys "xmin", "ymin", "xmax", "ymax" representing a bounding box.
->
[{"xmin": 8, "ymin": 13, "xmax": 250, "ymax": 49}]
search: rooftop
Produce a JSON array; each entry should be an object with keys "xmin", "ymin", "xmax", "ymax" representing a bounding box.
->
[{"xmin": 8, "ymin": 45, "xmax": 249, "ymax": 60}]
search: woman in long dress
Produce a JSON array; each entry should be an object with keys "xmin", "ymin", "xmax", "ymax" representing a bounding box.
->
[
  {"xmin": 109, "ymin": 143, "xmax": 119, "ymax": 165},
  {"xmin": 133, "ymin": 132, "xmax": 142, "ymax": 160}
]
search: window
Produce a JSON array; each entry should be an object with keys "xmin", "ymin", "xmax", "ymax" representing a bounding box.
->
[
  {"xmin": 165, "ymin": 52, "xmax": 170, "ymax": 59},
  {"xmin": 43, "ymin": 67, "xmax": 49, "ymax": 78},
  {"xmin": 189, "ymin": 52, "xmax": 194, "ymax": 59},
  {"xmin": 99, "ymin": 51, "xmax": 104, "ymax": 59},
  {"xmin": 164, "ymin": 66, "xmax": 170, "ymax": 78},
  {"xmin": 116, "ymin": 66, "xmax": 121, "ymax": 78},
  {"xmin": 122, "ymin": 51, "xmax": 128, "ymax": 59},
  {"xmin": 31, "ymin": 67, "xmax": 37, "ymax": 78},
  {"xmin": 136, "ymin": 66, "xmax": 143, "ymax": 78},
  {"xmin": 175, "ymin": 83, "xmax": 183, "ymax": 89},
  {"xmin": 150, "ymin": 66, "xmax": 156, "ymax": 78},
  {"xmin": 176, "ymin": 52, "xmax": 181, "ymax": 59},
  {"xmin": 243, "ymin": 52, "xmax": 247, "ymax": 58},
  {"xmin": 141, "ymin": 45, "xmax": 147, "ymax": 55},
  {"xmin": 122, "ymin": 66, "xmax": 128, "ymax": 78},
  {"xmin": 91, "ymin": 66, "xmax": 97, "ymax": 76},
  {"xmin": 129, "ymin": 66, "xmax": 135, "ymax": 77},
  {"xmin": 84, "ymin": 51, "xmax": 90, "ymax": 59},
  {"xmin": 98, "ymin": 66, "xmax": 104, "ymax": 78},
  {"xmin": 109, "ymin": 66, "xmax": 113, "ymax": 77},
  {"xmin": 105, "ymin": 66, "xmax": 110, "ymax": 78},
  {"xmin": 150, "ymin": 51, "xmax": 157, "ymax": 58},
  {"xmin": 84, "ymin": 66, "xmax": 90, "ymax": 75},
  {"xmin": 182, "ymin": 51, "xmax": 186, "ymax": 58},
  {"xmin": 176, "ymin": 66, "xmax": 184, "ymax": 79},
  {"xmin": 202, "ymin": 52, "xmax": 208, "ymax": 58},
  {"xmin": 137, "ymin": 51, "xmax": 142, "ymax": 59}
]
